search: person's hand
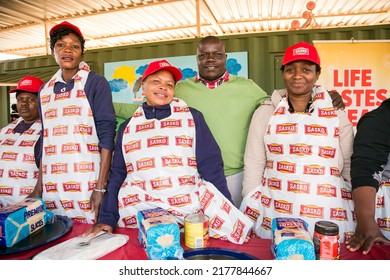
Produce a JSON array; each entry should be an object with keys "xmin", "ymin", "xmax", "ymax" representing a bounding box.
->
[
  {"xmin": 329, "ymin": 90, "xmax": 345, "ymax": 110},
  {"xmin": 90, "ymin": 190, "xmax": 105, "ymax": 221},
  {"xmin": 81, "ymin": 223, "xmax": 113, "ymax": 237},
  {"xmin": 346, "ymin": 219, "xmax": 390, "ymax": 254}
]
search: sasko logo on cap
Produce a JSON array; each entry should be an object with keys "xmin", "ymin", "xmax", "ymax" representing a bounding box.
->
[
  {"xmin": 20, "ymin": 79, "xmax": 33, "ymax": 86},
  {"xmin": 159, "ymin": 62, "xmax": 171, "ymax": 67},
  {"xmin": 293, "ymin": 47, "xmax": 310, "ymax": 56}
]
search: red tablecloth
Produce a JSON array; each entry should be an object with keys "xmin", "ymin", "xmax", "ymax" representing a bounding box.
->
[{"xmin": 1, "ymin": 222, "xmax": 389, "ymax": 260}]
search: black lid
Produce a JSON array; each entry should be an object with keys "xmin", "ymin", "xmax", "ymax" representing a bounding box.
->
[{"xmin": 314, "ymin": 221, "xmax": 339, "ymax": 235}]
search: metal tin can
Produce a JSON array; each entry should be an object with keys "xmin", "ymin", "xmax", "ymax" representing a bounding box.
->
[
  {"xmin": 313, "ymin": 221, "xmax": 340, "ymax": 260},
  {"xmin": 184, "ymin": 213, "xmax": 209, "ymax": 248}
]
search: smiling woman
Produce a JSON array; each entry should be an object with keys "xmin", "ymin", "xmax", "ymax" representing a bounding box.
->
[
  {"xmin": 240, "ymin": 41, "xmax": 356, "ymax": 243},
  {"xmin": 82, "ymin": 59, "xmax": 253, "ymax": 248},
  {"xmin": 28, "ymin": 21, "xmax": 117, "ymax": 225},
  {"xmin": 140, "ymin": 60, "xmax": 182, "ymax": 107}
]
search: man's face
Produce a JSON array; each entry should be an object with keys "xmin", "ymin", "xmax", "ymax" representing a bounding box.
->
[{"xmin": 196, "ymin": 40, "xmax": 227, "ymax": 81}]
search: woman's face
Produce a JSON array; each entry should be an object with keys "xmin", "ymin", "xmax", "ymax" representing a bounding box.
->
[
  {"xmin": 283, "ymin": 61, "xmax": 320, "ymax": 96},
  {"xmin": 16, "ymin": 92, "xmax": 39, "ymax": 123},
  {"xmin": 52, "ymin": 33, "xmax": 83, "ymax": 72},
  {"xmin": 142, "ymin": 70, "xmax": 175, "ymax": 107}
]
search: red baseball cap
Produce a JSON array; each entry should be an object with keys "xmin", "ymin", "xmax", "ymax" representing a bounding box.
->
[
  {"xmin": 142, "ymin": 60, "xmax": 182, "ymax": 84},
  {"xmin": 282, "ymin": 42, "xmax": 320, "ymax": 66},
  {"xmin": 9, "ymin": 76, "xmax": 44, "ymax": 96},
  {"xmin": 49, "ymin": 21, "xmax": 84, "ymax": 38}
]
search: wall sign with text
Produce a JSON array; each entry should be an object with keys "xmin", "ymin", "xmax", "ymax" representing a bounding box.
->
[{"xmin": 314, "ymin": 40, "xmax": 390, "ymax": 127}]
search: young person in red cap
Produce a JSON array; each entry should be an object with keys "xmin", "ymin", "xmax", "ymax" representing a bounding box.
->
[
  {"xmin": 0, "ymin": 76, "xmax": 44, "ymax": 207},
  {"xmin": 83, "ymin": 60, "xmax": 253, "ymax": 245},
  {"xmin": 240, "ymin": 41, "xmax": 355, "ymax": 241},
  {"xmin": 29, "ymin": 21, "xmax": 116, "ymax": 223}
]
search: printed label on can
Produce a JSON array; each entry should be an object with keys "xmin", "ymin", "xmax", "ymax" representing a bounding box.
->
[
  {"xmin": 313, "ymin": 232, "xmax": 340, "ymax": 260},
  {"xmin": 184, "ymin": 213, "xmax": 209, "ymax": 248}
]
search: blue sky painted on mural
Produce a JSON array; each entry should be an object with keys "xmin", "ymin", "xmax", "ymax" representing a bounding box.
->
[{"xmin": 105, "ymin": 52, "xmax": 247, "ymax": 104}]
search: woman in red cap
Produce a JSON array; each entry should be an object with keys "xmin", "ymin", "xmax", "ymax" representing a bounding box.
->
[
  {"xmin": 29, "ymin": 22, "xmax": 116, "ymax": 223},
  {"xmin": 0, "ymin": 76, "xmax": 44, "ymax": 207},
  {"xmin": 240, "ymin": 42, "xmax": 355, "ymax": 242},
  {"xmin": 83, "ymin": 60, "xmax": 253, "ymax": 245}
]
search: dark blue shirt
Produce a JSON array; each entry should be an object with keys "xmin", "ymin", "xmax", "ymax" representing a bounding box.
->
[{"xmin": 97, "ymin": 102, "xmax": 232, "ymax": 229}]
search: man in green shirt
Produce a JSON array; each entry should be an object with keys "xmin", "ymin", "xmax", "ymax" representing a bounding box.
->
[{"xmin": 175, "ymin": 36, "xmax": 268, "ymax": 207}]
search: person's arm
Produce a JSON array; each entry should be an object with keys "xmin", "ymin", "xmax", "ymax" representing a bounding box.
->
[
  {"xmin": 86, "ymin": 73, "xmax": 117, "ymax": 152},
  {"xmin": 241, "ymin": 102, "xmax": 273, "ymax": 197},
  {"xmin": 90, "ymin": 147, "xmax": 112, "ymax": 220},
  {"xmin": 98, "ymin": 120, "xmax": 128, "ymax": 226},
  {"xmin": 191, "ymin": 108, "xmax": 232, "ymax": 203},
  {"xmin": 346, "ymin": 186, "xmax": 385, "ymax": 254},
  {"xmin": 336, "ymin": 109, "xmax": 354, "ymax": 181},
  {"xmin": 113, "ymin": 102, "xmax": 139, "ymax": 120},
  {"xmin": 329, "ymin": 90, "xmax": 345, "ymax": 110},
  {"xmin": 84, "ymin": 119, "xmax": 129, "ymax": 236},
  {"xmin": 85, "ymin": 73, "xmax": 117, "ymax": 220},
  {"xmin": 249, "ymin": 79, "xmax": 269, "ymax": 108},
  {"xmin": 346, "ymin": 108, "xmax": 390, "ymax": 253}
]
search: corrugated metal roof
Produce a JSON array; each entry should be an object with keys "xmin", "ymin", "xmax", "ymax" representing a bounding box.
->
[{"xmin": 0, "ymin": 0, "xmax": 389, "ymax": 60}]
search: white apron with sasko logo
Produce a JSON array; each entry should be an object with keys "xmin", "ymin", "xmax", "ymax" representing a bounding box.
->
[
  {"xmin": 118, "ymin": 98, "xmax": 253, "ymax": 244},
  {"xmin": 241, "ymin": 86, "xmax": 355, "ymax": 242},
  {"xmin": 39, "ymin": 62, "xmax": 99, "ymax": 224},
  {"xmin": 0, "ymin": 118, "xmax": 41, "ymax": 207}
]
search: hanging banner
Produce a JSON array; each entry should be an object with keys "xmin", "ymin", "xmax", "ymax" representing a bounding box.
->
[{"xmin": 314, "ymin": 40, "xmax": 390, "ymax": 126}]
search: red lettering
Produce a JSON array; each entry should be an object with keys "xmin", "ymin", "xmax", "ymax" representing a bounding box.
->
[
  {"xmin": 364, "ymin": 89, "xmax": 375, "ymax": 107},
  {"xmin": 342, "ymin": 89, "xmax": 353, "ymax": 107},
  {"xmin": 333, "ymin": 69, "xmax": 342, "ymax": 87},
  {"xmin": 354, "ymin": 89, "xmax": 365, "ymax": 106},
  {"xmin": 361, "ymin": 69, "xmax": 372, "ymax": 86},
  {"xmin": 348, "ymin": 109, "xmax": 358, "ymax": 126},
  {"xmin": 350, "ymin": 69, "xmax": 360, "ymax": 87},
  {"xmin": 347, "ymin": 109, "xmax": 370, "ymax": 126},
  {"xmin": 377, "ymin": 89, "xmax": 387, "ymax": 105},
  {"xmin": 341, "ymin": 89, "xmax": 387, "ymax": 109},
  {"xmin": 334, "ymin": 69, "xmax": 372, "ymax": 87}
]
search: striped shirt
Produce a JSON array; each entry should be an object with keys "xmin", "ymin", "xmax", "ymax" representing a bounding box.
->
[{"xmin": 195, "ymin": 71, "xmax": 229, "ymax": 89}]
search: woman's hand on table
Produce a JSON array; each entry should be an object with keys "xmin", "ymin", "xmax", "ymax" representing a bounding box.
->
[
  {"xmin": 90, "ymin": 191, "xmax": 105, "ymax": 222},
  {"xmin": 346, "ymin": 219, "xmax": 390, "ymax": 254},
  {"xmin": 82, "ymin": 223, "xmax": 113, "ymax": 237}
]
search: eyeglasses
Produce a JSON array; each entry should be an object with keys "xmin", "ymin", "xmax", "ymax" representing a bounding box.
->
[
  {"xmin": 197, "ymin": 52, "xmax": 226, "ymax": 61},
  {"xmin": 16, "ymin": 97, "xmax": 38, "ymax": 104}
]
